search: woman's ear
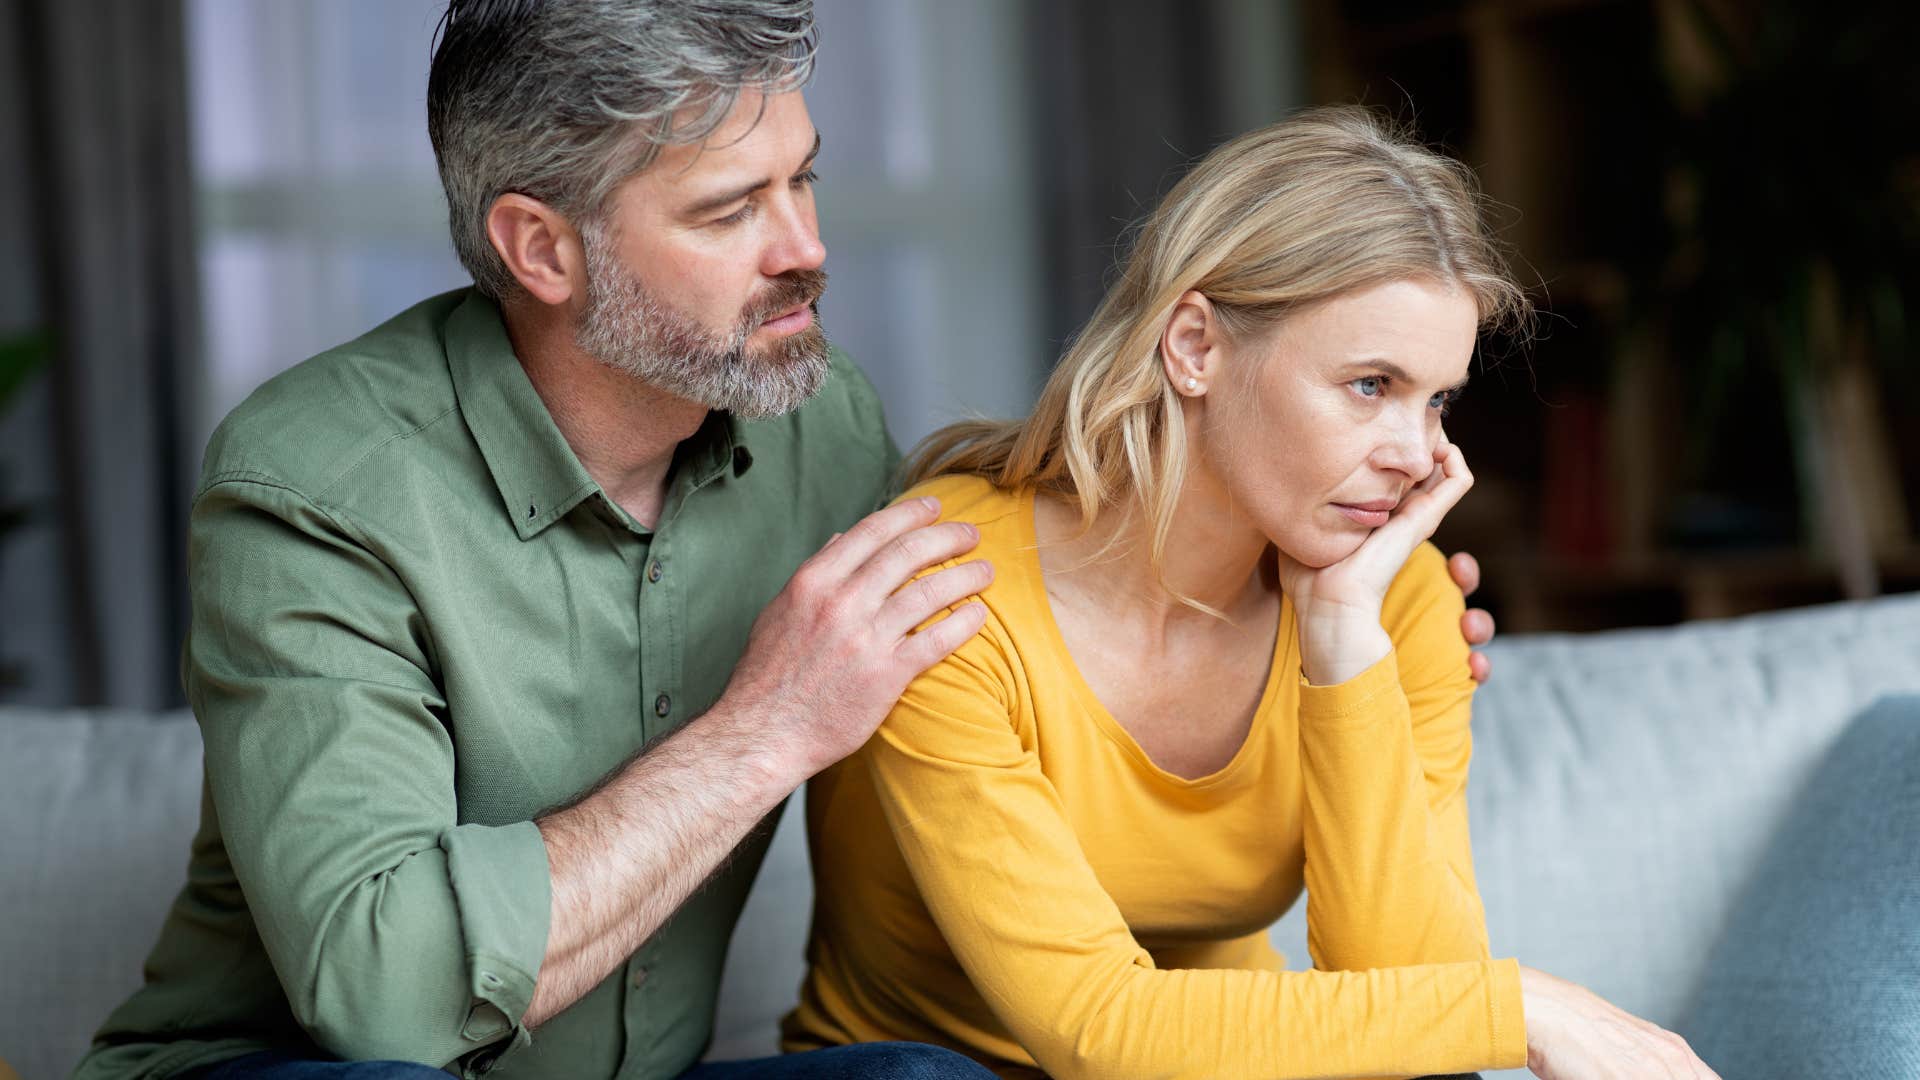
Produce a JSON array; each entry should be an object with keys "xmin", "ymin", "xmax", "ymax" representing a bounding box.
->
[
  {"xmin": 1161, "ymin": 289, "xmax": 1219, "ymax": 397},
  {"xmin": 485, "ymin": 193, "xmax": 586, "ymax": 308}
]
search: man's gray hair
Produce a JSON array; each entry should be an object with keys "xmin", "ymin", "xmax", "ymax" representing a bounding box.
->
[{"xmin": 428, "ymin": 0, "xmax": 818, "ymax": 300}]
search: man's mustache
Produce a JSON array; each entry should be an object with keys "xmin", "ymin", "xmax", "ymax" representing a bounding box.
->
[{"xmin": 743, "ymin": 268, "xmax": 829, "ymax": 328}]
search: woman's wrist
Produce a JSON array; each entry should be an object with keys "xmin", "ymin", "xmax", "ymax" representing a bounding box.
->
[{"xmin": 1295, "ymin": 610, "xmax": 1391, "ymax": 686}]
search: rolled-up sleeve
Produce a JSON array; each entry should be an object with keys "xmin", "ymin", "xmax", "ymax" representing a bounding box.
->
[{"xmin": 187, "ymin": 475, "xmax": 551, "ymax": 1071}]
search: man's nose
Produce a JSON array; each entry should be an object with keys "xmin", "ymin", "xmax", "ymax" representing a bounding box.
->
[{"xmin": 761, "ymin": 195, "xmax": 826, "ymax": 277}]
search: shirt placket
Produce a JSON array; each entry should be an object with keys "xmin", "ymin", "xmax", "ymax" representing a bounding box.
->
[
  {"xmin": 623, "ymin": 501, "xmax": 683, "ymax": 1076},
  {"xmin": 638, "ymin": 525, "xmax": 676, "ymax": 745}
]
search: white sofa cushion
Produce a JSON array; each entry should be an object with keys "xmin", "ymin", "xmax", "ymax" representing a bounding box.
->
[{"xmin": 0, "ymin": 708, "xmax": 202, "ymax": 1080}]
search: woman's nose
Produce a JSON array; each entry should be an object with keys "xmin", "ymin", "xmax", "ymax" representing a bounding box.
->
[{"xmin": 1372, "ymin": 410, "xmax": 1435, "ymax": 480}]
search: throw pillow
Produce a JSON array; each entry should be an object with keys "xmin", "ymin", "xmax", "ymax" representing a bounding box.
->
[{"xmin": 1680, "ymin": 694, "xmax": 1920, "ymax": 1078}]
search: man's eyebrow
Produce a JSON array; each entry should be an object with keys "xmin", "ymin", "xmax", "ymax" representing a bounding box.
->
[
  {"xmin": 681, "ymin": 130, "xmax": 822, "ymax": 219},
  {"xmin": 1351, "ymin": 358, "xmax": 1471, "ymax": 392}
]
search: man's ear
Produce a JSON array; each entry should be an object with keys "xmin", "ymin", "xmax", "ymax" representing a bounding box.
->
[
  {"xmin": 1161, "ymin": 289, "xmax": 1220, "ymax": 397},
  {"xmin": 485, "ymin": 193, "xmax": 586, "ymax": 307}
]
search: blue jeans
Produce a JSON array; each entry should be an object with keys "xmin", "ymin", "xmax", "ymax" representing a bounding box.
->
[
  {"xmin": 682, "ymin": 1043, "xmax": 997, "ymax": 1078},
  {"xmin": 181, "ymin": 1043, "xmax": 997, "ymax": 1079}
]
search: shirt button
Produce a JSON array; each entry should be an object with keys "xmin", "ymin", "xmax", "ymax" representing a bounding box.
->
[
  {"xmin": 647, "ymin": 560, "xmax": 663, "ymax": 583},
  {"xmin": 654, "ymin": 693, "xmax": 671, "ymax": 718},
  {"xmin": 629, "ymin": 965, "xmax": 649, "ymax": 989}
]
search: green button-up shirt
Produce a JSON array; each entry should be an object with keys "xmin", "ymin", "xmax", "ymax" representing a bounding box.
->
[{"xmin": 75, "ymin": 290, "xmax": 899, "ymax": 1080}]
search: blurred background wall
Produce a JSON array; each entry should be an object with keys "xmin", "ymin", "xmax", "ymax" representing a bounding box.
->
[{"xmin": 1, "ymin": 0, "xmax": 1915, "ymax": 709}]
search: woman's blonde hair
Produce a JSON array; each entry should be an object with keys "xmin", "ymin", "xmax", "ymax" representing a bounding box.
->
[{"xmin": 902, "ymin": 105, "xmax": 1532, "ymax": 582}]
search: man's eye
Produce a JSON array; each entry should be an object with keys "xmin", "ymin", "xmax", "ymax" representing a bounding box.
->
[
  {"xmin": 1429, "ymin": 388, "xmax": 1464, "ymax": 415},
  {"xmin": 793, "ymin": 168, "xmax": 820, "ymax": 187},
  {"xmin": 712, "ymin": 203, "xmax": 754, "ymax": 227},
  {"xmin": 1350, "ymin": 376, "xmax": 1386, "ymax": 398}
]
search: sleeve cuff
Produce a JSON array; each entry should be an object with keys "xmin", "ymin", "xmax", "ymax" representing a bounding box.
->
[
  {"xmin": 1486, "ymin": 956, "xmax": 1530, "ymax": 1070},
  {"xmin": 1296, "ymin": 650, "xmax": 1403, "ymax": 726},
  {"xmin": 441, "ymin": 820, "xmax": 552, "ymax": 1066}
]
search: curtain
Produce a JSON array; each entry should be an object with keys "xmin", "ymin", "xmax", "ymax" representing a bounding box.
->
[
  {"xmin": 11, "ymin": 0, "xmax": 199, "ymax": 709},
  {"xmin": 1024, "ymin": 0, "xmax": 1304, "ymax": 350}
]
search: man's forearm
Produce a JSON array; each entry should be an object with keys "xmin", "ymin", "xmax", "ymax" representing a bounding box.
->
[
  {"xmin": 522, "ymin": 494, "xmax": 991, "ymax": 1028},
  {"xmin": 525, "ymin": 700, "xmax": 802, "ymax": 1028}
]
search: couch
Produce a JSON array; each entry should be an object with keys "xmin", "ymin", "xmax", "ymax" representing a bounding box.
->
[{"xmin": 6, "ymin": 592, "xmax": 1919, "ymax": 1080}]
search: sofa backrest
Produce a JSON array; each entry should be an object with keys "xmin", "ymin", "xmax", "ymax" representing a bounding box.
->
[
  {"xmin": 6, "ymin": 591, "xmax": 1919, "ymax": 1078},
  {"xmin": 1, "ymin": 708, "xmax": 204, "ymax": 1080}
]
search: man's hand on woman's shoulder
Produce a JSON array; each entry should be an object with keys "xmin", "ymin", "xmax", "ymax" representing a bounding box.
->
[
  {"xmin": 1445, "ymin": 550, "xmax": 1496, "ymax": 685},
  {"xmin": 720, "ymin": 496, "xmax": 994, "ymax": 781}
]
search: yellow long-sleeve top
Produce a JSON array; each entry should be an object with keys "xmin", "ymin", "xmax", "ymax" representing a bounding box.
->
[{"xmin": 782, "ymin": 475, "xmax": 1528, "ymax": 1079}]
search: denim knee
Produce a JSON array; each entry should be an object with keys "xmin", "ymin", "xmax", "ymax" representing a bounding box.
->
[
  {"xmin": 184, "ymin": 1051, "xmax": 452, "ymax": 1079},
  {"xmin": 850, "ymin": 1042, "xmax": 999, "ymax": 1080}
]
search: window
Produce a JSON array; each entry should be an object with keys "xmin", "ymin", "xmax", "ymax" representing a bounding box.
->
[
  {"xmin": 185, "ymin": 0, "xmax": 1045, "ymax": 450},
  {"xmin": 187, "ymin": 0, "xmax": 465, "ymax": 446}
]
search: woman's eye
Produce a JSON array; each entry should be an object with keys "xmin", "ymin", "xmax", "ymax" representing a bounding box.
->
[
  {"xmin": 1350, "ymin": 376, "xmax": 1386, "ymax": 398},
  {"xmin": 1429, "ymin": 388, "xmax": 1461, "ymax": 415},
  {"xmin": 793, "ymin": 168, "xmax": 820, "ymax": 188}
]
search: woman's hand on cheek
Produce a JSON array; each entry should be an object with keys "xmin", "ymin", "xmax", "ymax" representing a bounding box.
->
[{"xmin": 1278, "ymin": 438, "xmax": 1474, "ymax": 686}]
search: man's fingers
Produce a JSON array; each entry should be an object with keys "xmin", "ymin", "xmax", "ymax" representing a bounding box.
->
[
  {"xmin": 1462, "ymin": 607, "xmax": 1496, "ymax": 684},
  {"xmin": 1448, "ymin": 550, "xmax": 1481, "ymax": 597},
  {"xmin": 1462, "ymin": 607, "xmax": 1495, "ymax": 646},
  {"xmin": 877, "ymin": 560, "xmax": 994, "ymax": 640},
  {"xmin": 810, "ymin": 497, "xmax": 943, "ymax": 577},
  {"xmin": 849, "ymin": 520, "xmax": 982, "ymax": 600},
  {"xmin": 896, "ymin": 601, "xmax": 989, "ymax": 673}
]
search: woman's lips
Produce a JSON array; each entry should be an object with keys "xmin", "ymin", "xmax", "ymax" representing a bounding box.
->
[{"xmin": 1333, "ymin": 503, "xmax": 1393, "ymax": 527}]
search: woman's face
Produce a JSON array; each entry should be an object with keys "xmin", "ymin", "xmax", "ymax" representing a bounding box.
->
[{"xmin": 1191, "ymin": 277, "xmax": 1480, "ymax": 568}]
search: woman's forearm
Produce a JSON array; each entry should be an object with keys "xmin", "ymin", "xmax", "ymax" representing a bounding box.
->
[{"xmin": 1295, "ymin": 652, "xmax": 1494, "ymax": 972}]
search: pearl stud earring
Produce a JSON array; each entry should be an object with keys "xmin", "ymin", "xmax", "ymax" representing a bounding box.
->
[{"xmin": 1184, "ymin": 377, "xmax": 1198, "ymax": 391}]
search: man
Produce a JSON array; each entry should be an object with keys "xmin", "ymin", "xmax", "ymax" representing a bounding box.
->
[{"xmin": 75, "ymin": 3, "xmax": 1497, "ymax": 1078}]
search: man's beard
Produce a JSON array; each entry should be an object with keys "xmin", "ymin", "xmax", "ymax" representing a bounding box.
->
[{"xmin": 574, "ymin": 231, "xmax": 831, "ymax": 420}]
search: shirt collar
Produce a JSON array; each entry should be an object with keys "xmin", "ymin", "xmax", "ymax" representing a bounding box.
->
[
  {"xmin": 444, "ymin": 290, "xmax": 754, "ymax": 541},
  {"xmin": 680, "ymin": 408, "xmax": 756, "ymax": 492}
]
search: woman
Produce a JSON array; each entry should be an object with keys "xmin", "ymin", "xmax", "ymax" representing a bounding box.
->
[{"xmin": 781, "ymin": 107, "xmax": 1716, "ymax": 1079}]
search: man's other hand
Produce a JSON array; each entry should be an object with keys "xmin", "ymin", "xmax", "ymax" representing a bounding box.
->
[{"xmin": 1447, "ymin": 550, "xmax": 1496, "ymax": 685}]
